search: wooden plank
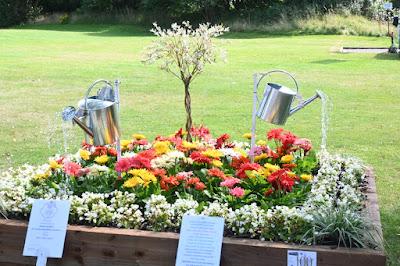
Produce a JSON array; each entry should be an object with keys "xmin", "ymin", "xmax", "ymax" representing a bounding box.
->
[
  {"xmin": 0, "ymin": 169, "xmax": 386, "ymax": 266},
  {"xmin": 0, "ymin": 218, "xmax": 386, "ymax": 266}
]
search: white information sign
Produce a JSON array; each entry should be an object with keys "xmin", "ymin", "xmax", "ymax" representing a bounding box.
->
[
  {"xmin": 288, "ymin": 250, "xmax": 317, "ymax": 266},
  {"xmin": 23, "ymin": 199, "xmax": 70, "ymax": 266},
  {"xmin": 384, "ymin": 2, "xmax": 393, "ymax": 10},
  {"xmin": 176, "ymin": 215, "xmax": 224, "ymax": 266}
]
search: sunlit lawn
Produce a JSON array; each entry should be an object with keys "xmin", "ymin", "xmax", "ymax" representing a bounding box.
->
[{"xmin": 0, "ymin": 24, "xmax": 399, "ymax": 265}]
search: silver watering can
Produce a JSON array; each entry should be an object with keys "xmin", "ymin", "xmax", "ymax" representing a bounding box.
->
[
  {"xmin": 62, "ymin": 79, "xmax": 121, "ymax": 146},
  {"xmin": 255, "ymin": 70, "xmax": 321, "ymax": 125}
]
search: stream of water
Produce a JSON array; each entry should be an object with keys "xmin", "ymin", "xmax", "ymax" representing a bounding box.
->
[{"xmin": 317, "ymin": 90, "xmax": 331, "ymax": 153}]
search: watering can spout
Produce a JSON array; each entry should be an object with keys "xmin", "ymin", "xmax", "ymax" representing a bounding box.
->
[
  {"xmin": 289, "ymin": 91, "xmax": 321, "ymax": 116},
  {"xmin": 62, "ymin": 106, "xmax": 94, "ymax": 138}
]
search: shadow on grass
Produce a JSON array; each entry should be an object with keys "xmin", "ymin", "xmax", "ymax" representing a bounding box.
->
[
  {"xmin": 14, "ymin": 24, "xmax": 304, "ymax": 39},
  {"xmin": 14, "ymin": 24, "xmax": 153, "ymax": 37},
  {"xmin": 311, "ymin": 59, "xmax": 348, "ymax": 64},
  {"xmin": 374, "ymin": 53, "xmax": 400, "ymax": 60}
]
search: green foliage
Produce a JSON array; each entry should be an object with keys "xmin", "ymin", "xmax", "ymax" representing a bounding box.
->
[
  {"xmin": 303, "ymin": 207, "xmax": 380, "ymax": 248},
  {"xmin": 38, "ymin": 0, "xmax": 81, "ymax": 12},
  {"xmin": 0, "ymin": 0, "xmax": 40, "ymax": 28},
  {"xmin": 59, "ymin": 13, "xmax": 70, "ymax": 24}
]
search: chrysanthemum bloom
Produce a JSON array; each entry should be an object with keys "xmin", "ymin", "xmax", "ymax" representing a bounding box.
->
[
  {"xmin": 79, "ymin": 149, "xmax": 91, "ymax": 160},
  {"xmin": 94, "ymin": 155, "xmax": 109, "ymax": 165},
  {"xmin": 300, "ymin": 174, "xmax": 313, "ymax": 182}
]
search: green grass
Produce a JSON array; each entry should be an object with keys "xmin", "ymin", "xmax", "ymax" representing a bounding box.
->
[{"xmin": 0, "ymin": 24, "xmax": 399, "ymax": 265}]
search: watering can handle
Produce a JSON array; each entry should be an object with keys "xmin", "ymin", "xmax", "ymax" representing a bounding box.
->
[
  {"xmin": 84, "ymin": 79, "xmax": 113, "ymax": 110},
  {"xmin": 255, "ymin": 70, "xmax": 302, "ymax": 103}
]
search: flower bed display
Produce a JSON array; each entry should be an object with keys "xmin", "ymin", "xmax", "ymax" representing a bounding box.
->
[{"xmin": 0, "ymin": 126, "xmax": 386, "ymax": 265}]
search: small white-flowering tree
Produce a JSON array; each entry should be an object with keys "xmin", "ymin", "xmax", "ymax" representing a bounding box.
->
[{"xmin": 142, "ymin": 21, "xmax": 229, "ymax": 141}]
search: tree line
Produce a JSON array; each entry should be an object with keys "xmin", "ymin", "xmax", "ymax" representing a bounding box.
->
[{"xmin": 1, "ymin": 0, "xmax": 396, "ymax": 28}]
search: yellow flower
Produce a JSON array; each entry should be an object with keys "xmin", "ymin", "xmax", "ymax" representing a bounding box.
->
[
  {"xmin": 212, "ymin": 160, "xmax": 223, "ymax": 168},
  {"xmin": 120, "ymin": 139, "xmax": 132, "ymax": 149},
  {"xmin": 259, "ymin": 167, "xmax": 272, "ymax": 177},
  {"xmin": 127, "ymin": 169, "xmax": 157, "ymax": 187},
  {"xmin": 33, "ymin": 171, "xmax": 51, "ymax": 180},
  {"xmin": 49, "ymin": 160, "xmax": 62, "ymax": 170},
  {"xmin": 281, "ymin": 154, "xmax": 294, "ymax": 163},
  {"xmin": 153, "ymin": 141, "xmax": 170, "ymax": 155},
  {"xmin": 301, "ymin": 174, "xmax": 313, "ymax": 182},
  {"xmin": 182, "ymin": 141, "xmax": 198, "ymax": 150},
  {"xmin": 287, "ymin": 171, "xmax": 296, "ymax": 178},
  {"xmin": 94, "ymin": 155, "xmax": 109, "ymax": 165},
  {"xmin": 247, "ymin": 170, "xmax": 259, "ymax": 178},
  {"xmin": 256, "ymin": 140, "xmax": 267, "ymax": 146},
  {"xmin": 254, "ymin": 153, "xmax": 268, "ymax": 162},
  {"xmin": 264, "ymin": 163, "xmax": 280, "ymax": 173},
  {"xmin": 132, "ymin": 134, "xmax": 146, "ymax": 140},
  {"xmin": 202, "ymin": 149, "xmax": 223, "ymax": 159},
  {"xmin": 242, "ymin": 133, "xmax": 252, "ymax": 139},
  {"xmin": 123, "ymin": 176, "xmax": 144, "ymax": 188},
  {"xmin": 79, "ymin": 149, "xmax": 91, "ymax": 161}
]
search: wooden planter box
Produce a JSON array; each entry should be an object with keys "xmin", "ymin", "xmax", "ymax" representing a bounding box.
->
[{"xmin": 0, "ymin": 170, "xmax": 386, "ymax": 266}]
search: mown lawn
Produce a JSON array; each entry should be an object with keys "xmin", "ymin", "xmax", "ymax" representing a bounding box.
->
[{"xmin": 0, "ymin": 24, "xmax": 399, "ymax": 265}]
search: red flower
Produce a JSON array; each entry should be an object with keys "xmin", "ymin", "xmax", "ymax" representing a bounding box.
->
[
  {"xmin": 115, "ymin": 157, "xmax": 132, "ymax": 172},
  {"xmin": 81, "ymin": 140, "xmax": 92, "ymax": 150},
  {"xmin": 92, "ymin": 146, "xmax": 108, "ymax": 156},
  {"xmin": 174, "ymin": 128, "xmax": 185, "ymax": 138},
  {"xmin": 208, "ymin": 168, "xmax": 226, "ymax": 179},
  {"xmin": 231, "ymin": 156, "xmax": 250, "ymax": 170},
  {"xmin": 264, "ymin": 188, "xmax": 274, "ymax": 196},
  {"xmin": 133, "ymin": 139, "xmax": 149, "ymax": 146},
  {"xmin": 108, "ymin": 148, "xmax": 118, "ymax": 157},
  {"xmin": 190, "ymin": 125, "xmax": 211, "ymax": 141},
  {"xmin": 186, "ymin": 177, "xmax": 200, "ymax": 186},
  {"xmin": 190, "ymin": 152, "xmax": 212, "ymax": 164},
  {"xmin": 194, "ymin": 182, "xmax": 206, "ymax": 191},
  {"xmin": 236, "ymin": 162, "xmax": 261, "ymax": 179},
  {"xmin": 152, "ymin": 168, "xmax": 167, "ymax": 178},
  {"xmin": 215, "ymin": 133, "xmax": 230, "ymax": 149},
  {"xmin": 130, "ymin": 156, "xmax": 152, "ymax": 169},
  {"xmin": 267, "ymin": 169, "xmax": 297, "ymax": 192},
  {"xmin": 267, "ymin": 128, "xmax": 284, "ymax": 140},
  {"xmin": 160, "ymin": 176, "xmax": 180, "ymax": 191}
]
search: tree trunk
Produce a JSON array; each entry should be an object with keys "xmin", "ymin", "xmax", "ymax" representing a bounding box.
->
[{"xmin": 184, "ymin": 82, "xmax": 192, "ymax": 142}]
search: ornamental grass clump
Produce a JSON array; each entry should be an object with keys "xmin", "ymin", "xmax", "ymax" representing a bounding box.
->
[{"xmin": 142, "ymin": 22, "xmax": 229, "ymax": 141}]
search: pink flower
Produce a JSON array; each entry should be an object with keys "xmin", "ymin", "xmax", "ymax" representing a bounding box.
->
[
  {"xmin": 115, "ymin": 157, "xmax": 132, "ymax": 172},
  {"xmin": 229, "ymin": 187, "xmax": 245, "ymax": 198},
  {"xmin": 220, "ymin": 178, "xmax": 241, "ymax": 188},
  {"xmin": 64, "ymin": 161, "xmax": 85, "ymax": 177}
]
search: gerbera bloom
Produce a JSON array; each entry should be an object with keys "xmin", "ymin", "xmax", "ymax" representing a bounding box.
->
[
  {"xmin": 132, "ymin": 133, "xmax": 146, "ymax": 140},
  {"xmin": 236, "ymin": 162, "xmax": 261, "ymax": 178},
  {"xmin": 267, "ymin": 128, "xmax": 284, "ymax": 140},
  {"xmin": 242, "ymin": 133, "xmax": 252, "ymax": 139},
  {"xmin": 153, "ymin": 141, "xmax": 171, "ymax": 155},
  {"xmin": 202, "ymin": 149, "xmax": 223, "ymax": 159},
  {"xmin": 79, "ymin": 149, "xmax": 91, "ymax": 160},
  {"xmin": 280, "ymin": 154, "xmax": 294, "ymax": 163},
  {"xmin": 215, "ymin": 133, "xmax": 230, "ymax": 149},
  {"xmin": 220, "ymin": 178, "xmax": 241, "ymax": 188},
  {"xmin": 208, "ymin": 168, "xmax": 226, "ymax": 179},
  {"xmin": 94, "ymin": 155, "xmax": 109, "ymax": 165},
  {"xmin": 190, "ymin": 151, "xmax": 212, "ymax": 164},
  {"xmin": 229, "ymin": 187, "xmax": 245, "ymax": 198}
]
